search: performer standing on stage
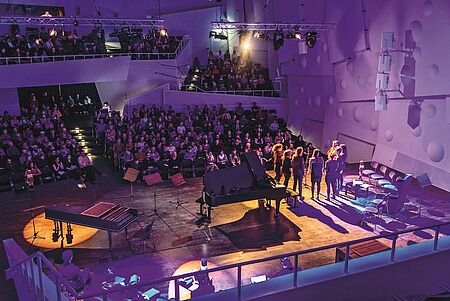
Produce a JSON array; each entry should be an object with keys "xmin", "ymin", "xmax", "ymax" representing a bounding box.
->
[
  {"xmin": 272, "ymin": 143, "xmax": 284, "ymax": 182},
  {"xmin": 336, "ymin": 144, "xmax": 347, "ymax": 191},
  {"xmin": 292, "ymin": 147, "xmax": 305, "ymax": 200},
  {"xmin": 281, "ymin": 149, "xmax": 292, "ymax": 187},
  {"xmin": 327, "ymin": 140, "xmax": 339, "ymax": 158},
  {"xmin": 325, "ymin": 153, "xmax": 339, "ymax": 200},
  {"xmin": 309, "ymin": 149, "xmax": 324, "ymax": 199}
]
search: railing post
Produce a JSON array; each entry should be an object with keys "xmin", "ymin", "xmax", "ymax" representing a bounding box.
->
[
  {"xmin": 174, "ymin": 278, "xmax": 180, "ymax": 301},
  {"xmin": 344, "ymin": 244, "xmax": 350, "ymax": 273},
  {"xmin": 29, "ymin": 259, "xmax": 37, "ymax": 298},
  {"xmin": 37, "ymin": 256, "xmax": 45, "ymax": 300},
  {"xmin": 293, "ymin": 255, "xmax": 299, "ymax": 287},
  {"xmin": 237, "ymin": 265, "xmax": 242, "ymax": 301},
  {"xmin": 390, "ymin": 235, "xmax": 398, "ymax": 261},
  {"xmin": 55, "ymin": 277, "xmax": 62, "ymax": 301},
  {"xmin": 433, "ymin": 226, "xmax": 440, "ymax": 251}
]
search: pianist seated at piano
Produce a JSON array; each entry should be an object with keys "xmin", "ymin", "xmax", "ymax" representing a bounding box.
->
[{"xmin": 57, "ymin": 250, "xmax": 92, "ymax": 292}]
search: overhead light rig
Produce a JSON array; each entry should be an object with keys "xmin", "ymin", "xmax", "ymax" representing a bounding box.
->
[
  {"xmin": 0, "ymin": 15, "xmax": 165, "ymax": 28},
  {"xmin": 211, "ymin": 22, "xmax": 335, "ymax": 50},
  {"xmin": 211, "ymin": 22, "xmax": 336, "ymax": 32}
]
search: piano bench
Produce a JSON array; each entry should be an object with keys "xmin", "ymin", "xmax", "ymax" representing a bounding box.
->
[{"xmin": 286, "ymin": 188, "xmax": 300, "ymax": 208}]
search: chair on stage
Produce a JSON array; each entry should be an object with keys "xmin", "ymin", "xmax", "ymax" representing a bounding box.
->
[{"xmin": 131, "ymin": 219, "xmax": 156, "ymax": 255}]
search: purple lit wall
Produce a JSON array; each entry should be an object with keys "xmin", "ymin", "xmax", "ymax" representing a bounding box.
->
[{"xmin": 322, "ymin": 0, "xmax": 450, "ymax": 191}]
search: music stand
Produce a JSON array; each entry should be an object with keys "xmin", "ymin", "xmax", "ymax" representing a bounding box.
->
[
  {"xmin": 169, "ymin": 173, "xmax": 188, "ymax": 209},
  {"xmin": 144, "ymin": 172, "xmax": 165, "ymax": 217},
  {"xmin": 124, "ymin": 168, "xmax": 140, "ymax": 203},
  {"xmin": 23, "ymin": 206, "xmax": 45, "ymax": 244}
]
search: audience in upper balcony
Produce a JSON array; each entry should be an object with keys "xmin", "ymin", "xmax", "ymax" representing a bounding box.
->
[
  {"xmin": 0, "ymin": 27, "xmax": 181, "ymax": 61},
  {"xmin": 183, "ymin": 50, "xmax": 275, "ymax": 93}
]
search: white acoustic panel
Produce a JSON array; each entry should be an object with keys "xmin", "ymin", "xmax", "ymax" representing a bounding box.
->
[
  {"xmin": 381, "ymin": 32, "xmax": 394, "ymax": 50},
  {"xmin": 393, "ymin": 152, "xmax": 415, "ymax": 174},
  {"xmin": 337, "ymin": 133, "xmax": 375, "ymax": 164},
  {"xmin": 378, "ymin": 54, "xmax": 392, "ymax": 72},
  {"xmin": 375, "ymin": 95, "xmax": 388, "ymax": 111},
  {"xmin": 376, "ymin": 73, "xmax": 389, "ymax": 90}
]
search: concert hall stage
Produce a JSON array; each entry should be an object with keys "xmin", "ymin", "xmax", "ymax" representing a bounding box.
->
[{"xmin": 1, "ymin": 156, "xmax": 449, "ymax": 299}]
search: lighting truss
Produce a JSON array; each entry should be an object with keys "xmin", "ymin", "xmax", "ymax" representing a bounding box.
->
[
  {"xmin": 0, "ymin": 16, "xmax": 165, "ymax": 28},
  {"xmin": 211, "ymin": 22, "xmax": 336, "ymax": 32}
]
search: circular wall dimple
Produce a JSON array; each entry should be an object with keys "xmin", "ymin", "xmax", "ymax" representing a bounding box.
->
[
  {"xmin": 294, "ymin": 99, "xmax": 299, "ymax": 107},
  {"xmin": 353, "ymin": 107, "xmax": 363, "ymax": 123},
  {"xmin": 429, "ymin": 64, "xmax": 439, "ymax": 78},
  {"xmin": 307, "ymin": 97, "xmax": 312, "ymax": 107},
  {"xmin": 424, "ymin": 0, "xmax": 433, "ymax": 16},
  {"xmin": 321, "ymin": 42, "xmax": 328, "ymax": 53},
  {"xmin": 299, "ymin": 85, "xmax": 304, "ymax": 95},
  {"xmin": 423, "ymin": 104, "xmax": 437, "ymax": 118},
  {"xmin": 301, "ymin": 56, "xmax": 308, "ymax": 69},
  {"xmin": 410, "ymin": 20, "xmax": 424, "ymax": 41},
  {"xmin": 328, "ymin": 96, "xmax": 334, "ymax": 105},
  {"xmin": 427, "ymin": 141, "xmax": 445, "ymax": 162},
  {"xmin": 314, "ymin": 95, "xmax": 321, "ymax": 107},
  {"xmin": 336, "ymin": 107, "xmax": 344, "ymax": 117},
  {"xmin": 413, "ymin": 126, "xmax": 422, "ymax": 137},
  {"xmin": 384, "ymin": 130, "xmax": 394, "ymax": 142},
  {"xmin": 414, "ymin": 47, "xmax": 422, "ymax": 59},
  {"xmin": 370, "ymin": 119, "xmax": 379, "ymax": 131},
  {"xmin": 357, "ymin": 76, "xmax": 365, "ymax": 87},
  {"xmin": 346, "ymin": 62, "xmax": 354, "ymax": 72},
  {"xmin": 340, "ymin": 79, "xmax": 347, "ymax": 89},
  {"xmin": 315, "ymin": 55, "xmax": 321, "ymax": 64}
]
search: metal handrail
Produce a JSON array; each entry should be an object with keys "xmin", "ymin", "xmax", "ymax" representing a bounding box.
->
[
  {"xmin": 0, "ymin": 36, "xmax": 190, "ymax": 65},
  {"xmin": 7, "ymin": 251, "xmax": 79, "ymax": 298},
  {"xmin": 180, "ymin": 84, "xmax": 282, "ymax": 98},
  {"xmin": 77, "ymin": 219, "xmax": 450, "ymax": 300}
]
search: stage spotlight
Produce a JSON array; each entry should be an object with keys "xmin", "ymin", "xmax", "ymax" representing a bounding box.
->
[
  {"xmin": 209, "ymin": 30, "xmax": 216, "ymax": 38},
  {"xmin": 294, "ymin": 32, "xmax": 302, "ymax": 39},
  {"xmin": 209, "ymin": 30, "xmax": 228, "ymax": 40},
  {"xmin": 66, "ymin": 223, "xmax": 73, "ymax": 244},
  {"xmin": 242, "ymin": 39, "xmax": 250, "ymax": 50},
  {"xmin": 253, "ymin": 31, "xmax": 261, "ymax": 38},
  {"xmin": 73, "ymin": 20, "xmax": 79, "ymax": 27},
  {"xmin": 273, "ymin": 30, "xmax": 284, "ymax": 51},
  {"xmin": 160, "ymin": 28, "xmax": 168, "ymax": 37},
  {"xmin": 306, "ymin": 31, "xmax": 317, "ymax": 48}
]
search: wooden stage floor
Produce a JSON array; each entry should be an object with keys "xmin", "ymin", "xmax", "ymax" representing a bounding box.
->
[{"xmin": 1, "ymin": 156, "xmax": 449, "ymax": 299}]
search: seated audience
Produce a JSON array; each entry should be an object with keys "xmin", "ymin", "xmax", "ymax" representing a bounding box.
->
[{"xmin": 57, "ymin": 250, "xmax": 92, "ymax": 292}]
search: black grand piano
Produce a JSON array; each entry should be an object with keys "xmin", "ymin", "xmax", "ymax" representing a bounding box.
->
[
  {"xmin": 45, "ymin": 201, "xmax": 138, "ymax": 255},
  {"xmin": 202, "ymin": 151, "xmax": 288, "ymax": 220}
]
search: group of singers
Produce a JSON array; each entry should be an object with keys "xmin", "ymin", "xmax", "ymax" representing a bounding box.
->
[{"xmin": 272, "ymin": 140, "xmax": 347, "ymax": 201}]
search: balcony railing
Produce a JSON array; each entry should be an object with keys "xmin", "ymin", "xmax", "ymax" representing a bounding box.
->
[
  {"xmin": 180, "ymin": 83, "xmax": 282, "ymax": 98},
  {"xmin": 5, "ymin": 219, "xmax": 450, "ymax": 301},
  {"xmin": 0, "ymin": 36, "xmax": 190, "ymax": 66}
]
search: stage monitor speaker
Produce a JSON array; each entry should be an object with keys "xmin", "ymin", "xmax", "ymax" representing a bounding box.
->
[
  {"xmin": 416, "ymin": 173, "xmax": 431, "ymax": 187},
  {"xmin": 376, "ymin": 73, "xmax": 389, "ymax": 90},
  {"xmin": 375, "ymin": 95, "xmax": 387, "ymax": 111},
  {"xmin": 407, "ymin": 103, "xmax": 421, "ymax": 129},
  {"xmin": 381, "ymin": 32, "xmax": 394, "ymax": 50},
  {"xmin": 378, "ymin": 54, "xmax": 392, "ymax": 72}
]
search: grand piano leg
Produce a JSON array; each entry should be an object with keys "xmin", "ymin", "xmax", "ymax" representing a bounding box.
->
[
  {"xmin": 275, "ymin": 199, "xmax": 281, "ymax": 220},
  {"xmin": 108, "ymin": 231, "xmax": 113, "ymax": 257},
  {"xmin": 59, "ymin": 221, "xmax": 64, "ymax": 248}
]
